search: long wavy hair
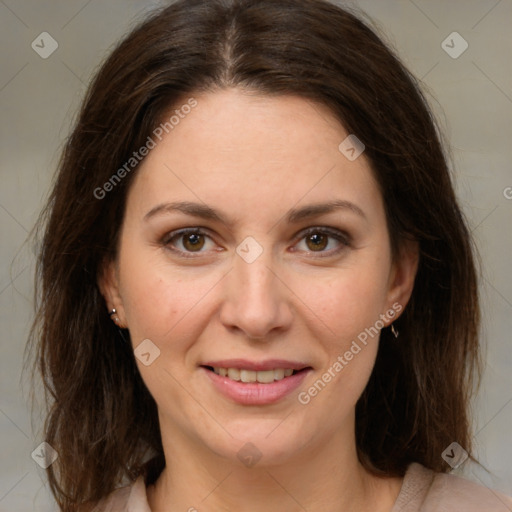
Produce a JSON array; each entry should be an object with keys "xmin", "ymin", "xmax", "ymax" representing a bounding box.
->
[{"xmin": 27, "ymin": 0, "xmax": 482, "ymax": 509}]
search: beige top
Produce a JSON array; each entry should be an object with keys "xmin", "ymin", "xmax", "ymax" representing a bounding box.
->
[{"xmin": 92, "ymin": 462, "xmax": 512, "ymax": 511}]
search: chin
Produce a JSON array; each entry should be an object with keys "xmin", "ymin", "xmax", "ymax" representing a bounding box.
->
[{"xmin": 199, "ymin": 416, "xmax": 315, "ymax": 468}]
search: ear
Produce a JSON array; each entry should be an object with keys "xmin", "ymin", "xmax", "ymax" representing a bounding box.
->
[
  {"xmin": 97, "ymin": 257, "xmax": 127, "ymax": 328},
  {"xmin": 384, "ymin": 238, "xmax": 419, "ymax": 321}
]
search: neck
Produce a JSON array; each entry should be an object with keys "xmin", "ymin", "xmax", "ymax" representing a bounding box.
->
[{"xmin": 147, "ymin": 418, "xmax": 402, "ymax": 512}]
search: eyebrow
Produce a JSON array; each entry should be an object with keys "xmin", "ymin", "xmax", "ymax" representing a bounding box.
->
[{"xmin": 143, "ymin": 199, "xmax": 367, "ymax": 225}]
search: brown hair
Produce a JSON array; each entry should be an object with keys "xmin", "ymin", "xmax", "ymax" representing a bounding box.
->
[{"xmin": 27, "ymin": 0, "xmax": 482, "ymax": 509}]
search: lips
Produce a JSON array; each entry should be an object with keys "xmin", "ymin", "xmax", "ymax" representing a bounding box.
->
[{"xmin": 200, "ymin": 359, "xmax": 312, "ymax": 405}]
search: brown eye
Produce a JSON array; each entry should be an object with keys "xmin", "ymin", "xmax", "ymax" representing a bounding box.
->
[
  {"xmin": 305, "ymin": 232, "xmax": 328, "ymax": 251},
  {"xmin": 162, "ymin": 228, "xmax": 215, "ymax": 257},
  {"xmin": 181, "ymin": 232, "xmax": 205, "ymax": 252},
  {"xmin": 294, "ymin": 227, "xmax": 350, "ymax": 257}
]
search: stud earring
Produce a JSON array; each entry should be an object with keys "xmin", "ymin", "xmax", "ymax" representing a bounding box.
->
[
  {"xmin": 108, "ymin": 308, "xmax": 129, "ymax": 344},
  {"xmin": 109, "ymin": 308, "xmax": 120, "ymax": 325}
]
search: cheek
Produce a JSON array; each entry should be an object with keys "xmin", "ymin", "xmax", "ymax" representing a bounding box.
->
[
  {"xmin": 121, "ymin": 274, "xmax": 194, "ymax": 344},
  {"xmin": 117, "ymin": 238, "xmax": 178, "ymax": 338},
  {"xmin": 120, "ymin": 272, "xmax": 173, "ymax": 338},
  {"xmin": 295, "ymin": 263, "xmax": 390, "ymax": 344},
  {"xmin": 118, "ymin": 245, "xmax": 222, "ymax": 348},
  {"xmin": 294, "ymin": 268, "xmax": 386, "ymax": 417},
  {"xmin": 118, "ymin": 261, "xmax": 208, "ymax": 406}
]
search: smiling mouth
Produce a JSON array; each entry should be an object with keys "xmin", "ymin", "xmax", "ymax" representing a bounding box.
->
[{"xmin": 202, "ymin": 366, "xmax": 308, "ymax": 384}]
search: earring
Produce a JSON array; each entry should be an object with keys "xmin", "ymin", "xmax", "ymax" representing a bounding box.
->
[
  {"xmin": 109, "ymin": 308, "xmax": 120, "ymax": 325},
  {"xmin": 391, "ymin": 323, "xmax": 399, "ymax": 338},
  {"xmin": 109, "ymin": 308, "xmax": 129, "ymax": 344}
]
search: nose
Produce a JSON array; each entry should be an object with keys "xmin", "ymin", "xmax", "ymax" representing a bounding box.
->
[{"xmin": 219, "ymin": 247, "xmax": 293, "ymax": 341}]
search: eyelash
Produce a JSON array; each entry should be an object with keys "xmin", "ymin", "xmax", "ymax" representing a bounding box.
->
[{"xmin": 160, "ymin": 227, "xmax": 351, "ymax": 259}]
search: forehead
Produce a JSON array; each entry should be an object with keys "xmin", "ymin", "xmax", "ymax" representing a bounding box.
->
[{"xmin": 126, "ymin": 89, "xmax": 383, "ymax": 224}]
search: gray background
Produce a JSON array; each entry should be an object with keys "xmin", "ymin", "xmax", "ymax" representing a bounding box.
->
[{"xmin": 0, "ymin": 0, "xmax": 511, "ymax": 510}]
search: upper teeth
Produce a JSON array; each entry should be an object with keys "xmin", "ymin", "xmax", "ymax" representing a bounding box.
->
[{"xmin": 213, "ymin": 367, "xmax": 295, "ymax": 383}]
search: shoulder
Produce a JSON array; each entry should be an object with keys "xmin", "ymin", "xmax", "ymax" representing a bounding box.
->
[
  {"xmin": 428, "ymin": 470, "xmax": 512, "ymax": 511},
  {"xmin": 393, "ymin": 462, "xmax": 512, "ymax": 512},
  {"xmin": 89, "ymin": 476, "xmax": 150, "ymax": 512}
]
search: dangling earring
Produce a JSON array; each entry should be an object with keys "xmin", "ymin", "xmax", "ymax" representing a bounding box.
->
[{"xmin": 391, "ymin": 323, "xmax": 399, "ymax": 338}]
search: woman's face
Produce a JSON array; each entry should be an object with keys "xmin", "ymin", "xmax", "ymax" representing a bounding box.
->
[{"xmin": 101, "ymin": 88, "xmax": 417, "ymax": 467}]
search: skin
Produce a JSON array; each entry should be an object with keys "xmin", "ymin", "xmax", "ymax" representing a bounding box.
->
[{"xmin": 99, "ymin": 88, "xmax": 419, "ymax": 511}]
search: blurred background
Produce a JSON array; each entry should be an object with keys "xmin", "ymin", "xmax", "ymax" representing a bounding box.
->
[{"xmin": 0, "ymin": 0, "xmax": 511, "ymax": 509}]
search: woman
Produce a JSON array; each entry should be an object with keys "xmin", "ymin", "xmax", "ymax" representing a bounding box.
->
[{"xmin": 29, "ymin": 0, "xmax": 512, "ymax": 510}]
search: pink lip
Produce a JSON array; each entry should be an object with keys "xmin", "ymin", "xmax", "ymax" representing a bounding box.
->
[
  {"xmin": 200, "ymin": 366, "xmax": 312, "ymax": 405},
  {"xmin": 201, "ymin": 359, "xmax": 309, "ymax": 372}
]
